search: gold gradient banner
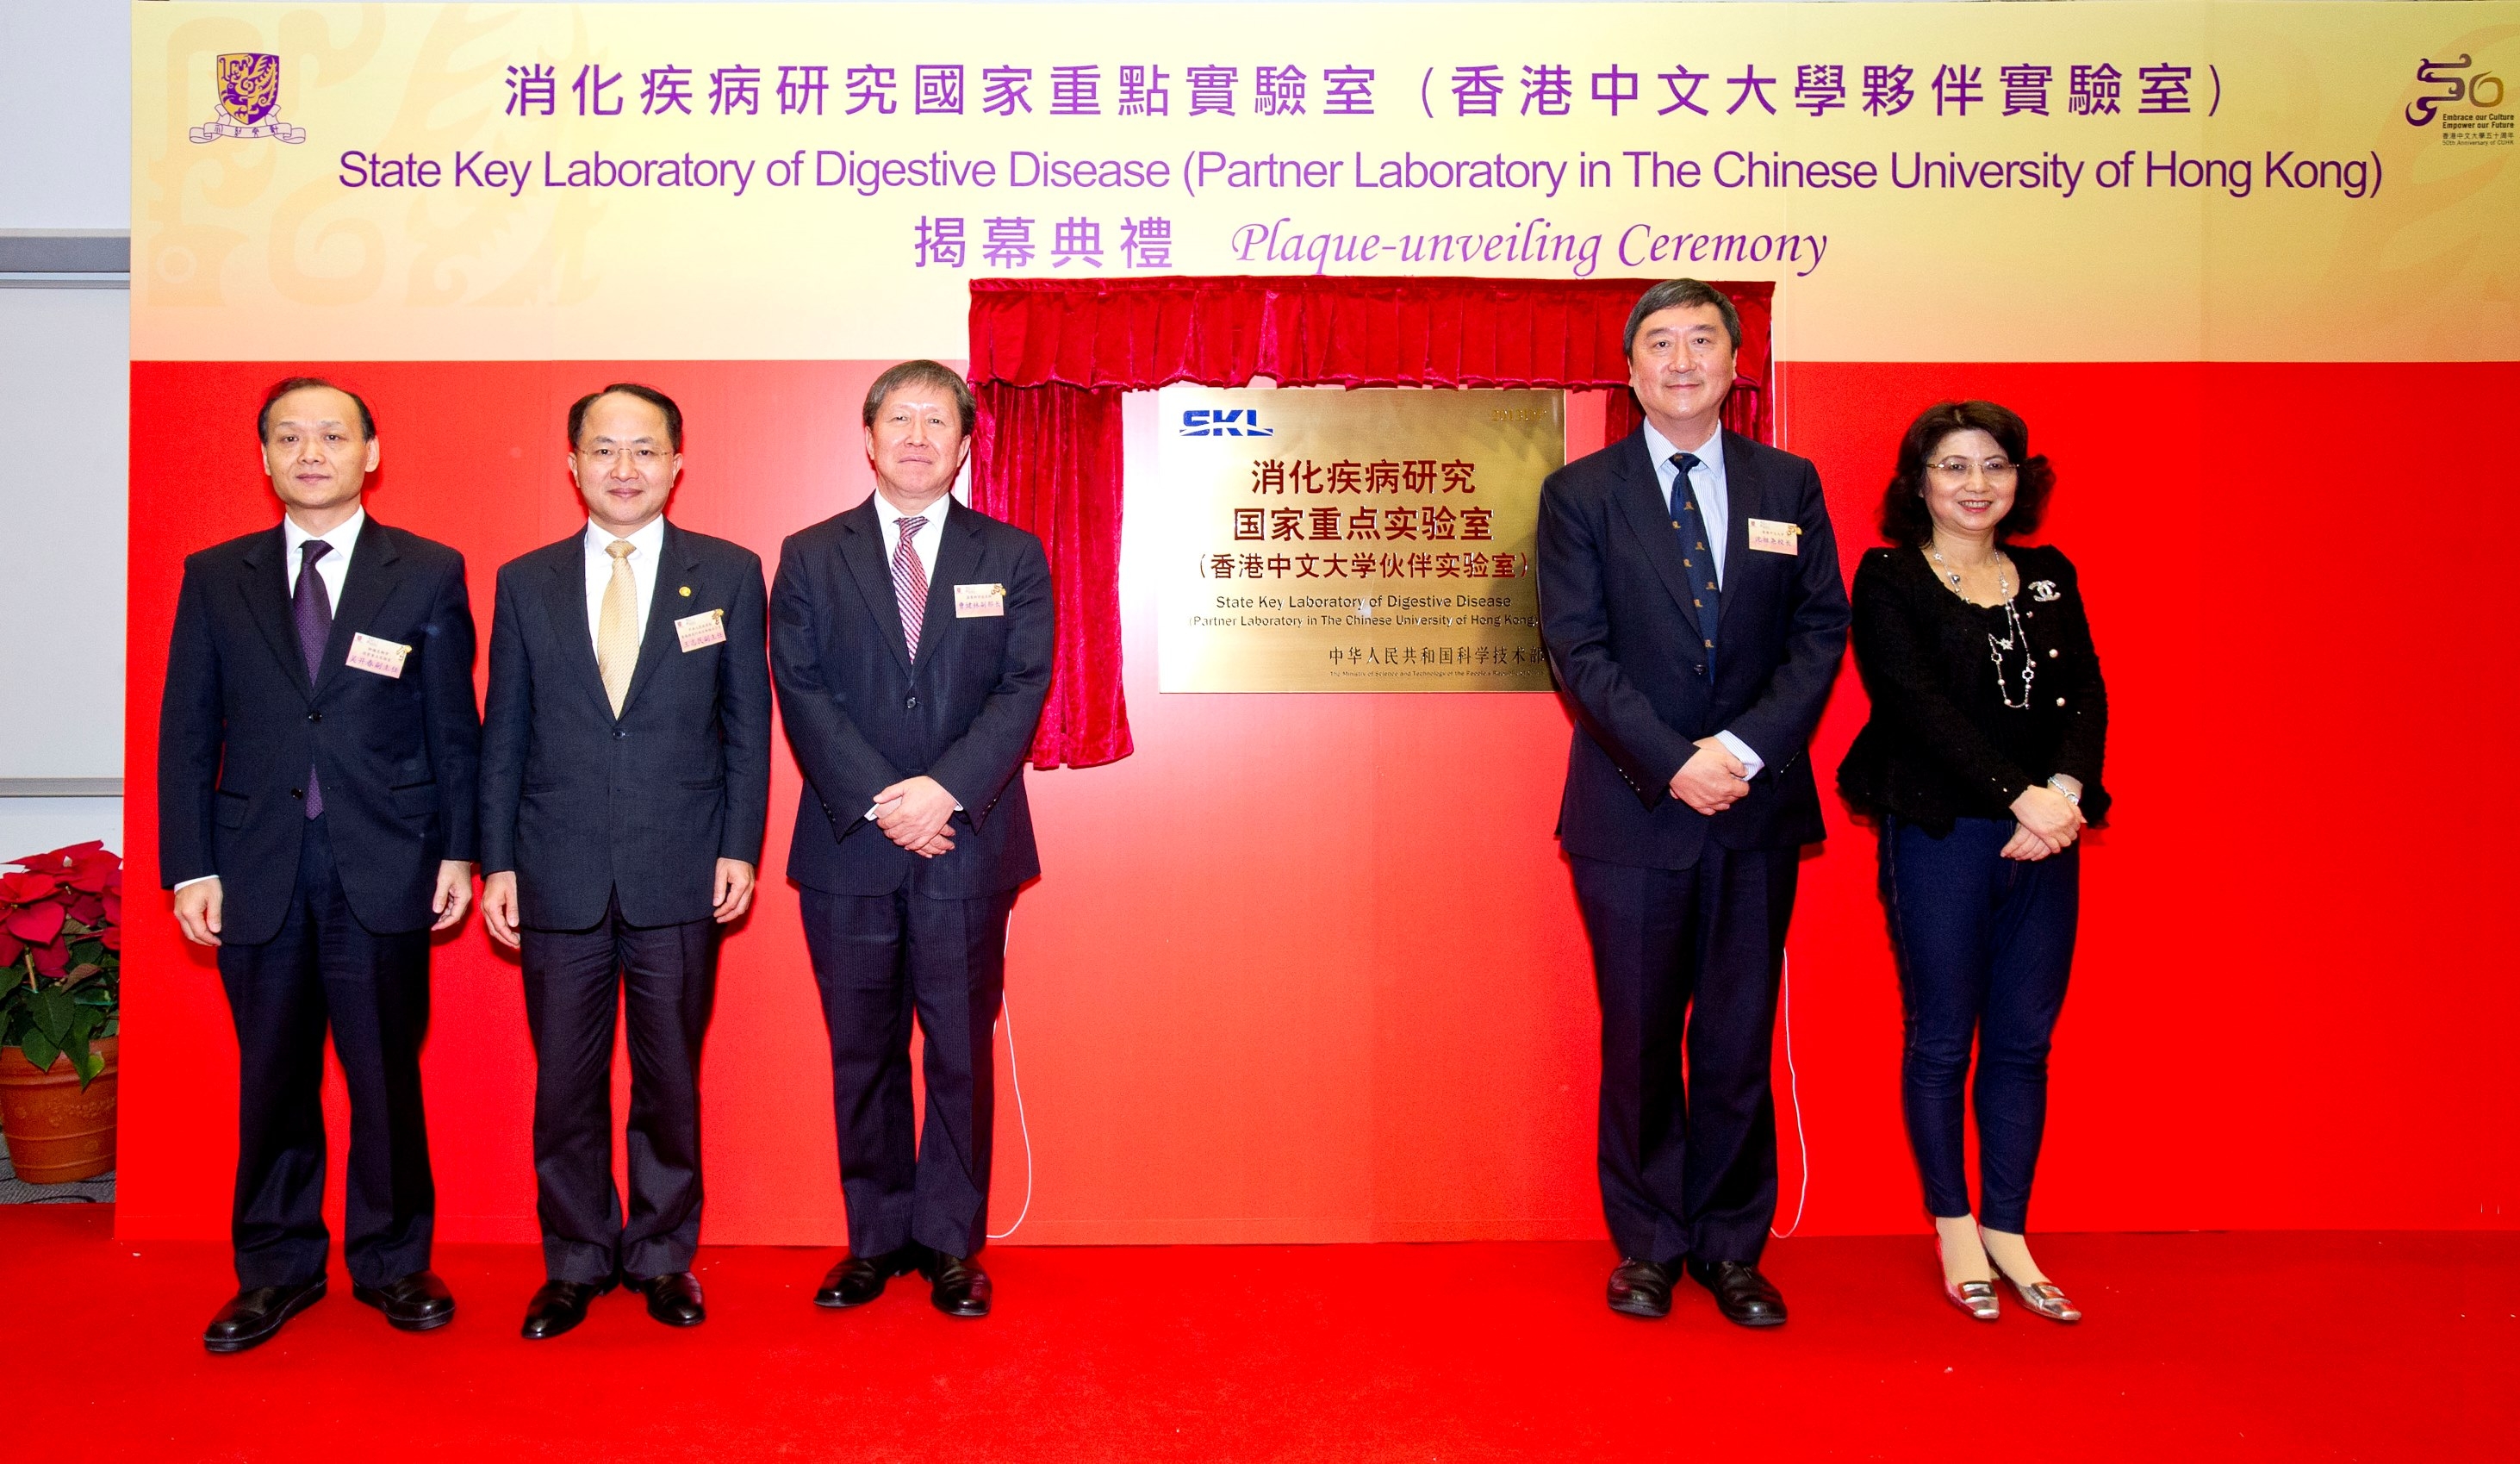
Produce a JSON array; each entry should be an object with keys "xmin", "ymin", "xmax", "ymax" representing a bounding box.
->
[{"xmin": 134, "ymin": 3, "xmax": 2520, "ymax": 362}]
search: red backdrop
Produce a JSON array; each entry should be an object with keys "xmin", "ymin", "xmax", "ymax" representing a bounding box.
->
[{"xmin": 118, "ymin": 358, "xmax": 2520, "ymax": 1246}]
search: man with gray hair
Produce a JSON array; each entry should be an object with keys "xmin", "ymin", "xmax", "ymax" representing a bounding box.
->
[
  {"xmin": 771, "ymin": 360, "xmax": 1054, "ymax": 1319},
  {"xmin": 1535, "ymin": 281, "xmax": 1850, "ymax": 1325}
]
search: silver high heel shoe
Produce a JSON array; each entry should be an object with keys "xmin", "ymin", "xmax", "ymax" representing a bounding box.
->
[
  {"xmin": 1986, "ymin": 1255, "xmax": 2081, "ymax": 1324},
  {"xmin": 1936, "ymin": 1237, "xmax": 2000, "ymax": 1321}
]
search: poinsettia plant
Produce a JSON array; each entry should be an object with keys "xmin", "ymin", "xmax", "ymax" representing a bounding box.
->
[{"xmin": 0, "ymin": 842, "xmax": 121, "ymax": 1087}]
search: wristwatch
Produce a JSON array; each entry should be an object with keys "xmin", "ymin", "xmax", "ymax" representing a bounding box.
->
[{"xmin": 2045, "ymin": 776, "xmax": 2081, "ymax": 806}]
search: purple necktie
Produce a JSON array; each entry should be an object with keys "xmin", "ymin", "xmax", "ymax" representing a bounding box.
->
[
  {"xmin": 893, "ymin": 515, "xmax": 929, "ymax": 661},
  {"xmin": 295, "ymin": 540, "xmax": 333, "ymax": 819}
]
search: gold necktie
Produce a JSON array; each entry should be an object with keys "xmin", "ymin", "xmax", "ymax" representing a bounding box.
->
[{"xmin": 596, "ymin": 539, "xmax": 638, "ymax": 716}]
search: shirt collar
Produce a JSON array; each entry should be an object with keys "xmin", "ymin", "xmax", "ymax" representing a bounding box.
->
[
  {"xmin": 585, "ymin": 513, "xmax": 668, "ymax": 561},
  {"xmin": 1641, "ymin": 420, "xmax": 1725, "ymax": 481},
  {"xmin": 282, "ymin": 506, "xmax": 365, "ymax": 561},
  {"xmin": 872, "ymin": 489, "xmax": 951, "ymax": 533}
]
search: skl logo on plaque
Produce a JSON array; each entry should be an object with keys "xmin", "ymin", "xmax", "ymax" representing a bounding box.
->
[
  {"xmin": 1155, "ymin": 387, "xmax": 1561, "ymax": 693},
  {"xmin": 189, "ymin": 53, "xmax": 307, "ymax": 145}
]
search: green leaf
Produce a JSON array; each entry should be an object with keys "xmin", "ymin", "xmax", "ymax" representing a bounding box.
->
[
  {"xmin": 30, "ymin": 987, "xmax": 72, "ymax": 1044},
  {"xmin": 72, "ymin": 1043, "xmax": 103, "ymax": 1089},
  {"xmin": 68, "ymin": 1006, "xmax": 100, "ymax": 1044},
  {"xmin": 18, "ymin": 1027, "xmax": 59, "ymax": 1075}
]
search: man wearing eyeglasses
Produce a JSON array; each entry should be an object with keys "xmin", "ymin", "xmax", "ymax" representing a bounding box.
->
[
  {"xmin": 477, "ymin": 383, "xmax": 771, "ymax": 1340},
  {"xmin": 1534, "ymin": 280, "xmax": 1851, "ymax": 1327}
]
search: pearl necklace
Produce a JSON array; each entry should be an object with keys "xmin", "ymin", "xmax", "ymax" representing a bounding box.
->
[{"xmin": 1931, "ymin": 545, "xmax": 2036, "ymax": 710}]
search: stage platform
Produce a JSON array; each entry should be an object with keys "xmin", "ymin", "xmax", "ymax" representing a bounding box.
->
[{"xmin": 26, "ymin": 1209, "xmax": 2511, "ymax": 1461}]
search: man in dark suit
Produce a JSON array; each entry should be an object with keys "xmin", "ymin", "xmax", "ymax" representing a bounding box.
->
[
  {"xmin": 772, "ymin": 360, "xmax": 1052, "ymax": 1319},
  {"xmin": 1536, "ymin": 280, "xmax": 1851, "ymax": 1326},
  {"xmin": 477, "ymin": 383, "xmax": 771, "ymax": 1339},
  {"xmin": 161, "ymin": 377, "xmax": 480, "ymax": 1352}
]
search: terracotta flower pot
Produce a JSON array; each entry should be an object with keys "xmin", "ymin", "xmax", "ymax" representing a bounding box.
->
[{"xmin": 0, "ymin": 1035, "xmax": 117, "ymax": 1184}]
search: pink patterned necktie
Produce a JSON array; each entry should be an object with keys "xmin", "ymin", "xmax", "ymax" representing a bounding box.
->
[{"xmin": 892, "ymin": 515, "xmax": 929, "ymax": 660}]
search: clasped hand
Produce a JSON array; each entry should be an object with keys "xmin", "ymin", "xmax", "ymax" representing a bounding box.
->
[
  {"xmin": 2003, "ymin": 784, "xmax": 2086, "ymax": 861},
  {"xmin": 1670, "ymin": 738, "xmax": 1752, "ymax": 815},
  {"xmin": 873, "ymin": 776, "xmax": 958, "ymax": 858}
]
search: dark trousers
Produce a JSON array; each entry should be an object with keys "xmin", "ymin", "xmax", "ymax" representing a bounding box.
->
[
  {"xmin": 1570, "ymin": 845, "xmax": 1797, "ymax": 1268},
  {"xmin": 1880, "ymin": 817, "xmax": 2079, "ymax": 1233},
  {"xmin": 520, "ymin": 894, "xmax": 717, "ymax": 1284},
  {"xmin": 800, "ymin": 883, "xmax": 1013, "ymax": 1262},
  {"xmin": 217, "ymin": 815, "xmax": 434, "ymax": 1289}
]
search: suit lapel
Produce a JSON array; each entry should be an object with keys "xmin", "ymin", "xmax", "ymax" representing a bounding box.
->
[
  {"xmin": 839, "ymin": 501, "xmax": 916, "ymax": 681},
  {"xmin": 1715, "ymin": 431, "xmax": 1765, "ymax": 639},
  {"xmin": 916, "ymin": 503, "xmax": 985, "ymax": 682},
  {"xmin": 238, "ymin": 528, "xmax": 313, "ymax": 702},
  {"xmin": 542, "ymin": 534, "xmax": 616, "ymax": 719},
  {"xmin": 618, "ymin": 520, "xmax": 696, "ymax": 716},
  {"xmin": 312, "ymin": 518, "xmax": 402, "ymax": 700},
  {"xmin": 1609, "ymin": 431, "xmax": 1708, "ymax": 645}
]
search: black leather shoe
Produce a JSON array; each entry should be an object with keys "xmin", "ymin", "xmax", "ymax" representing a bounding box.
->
[
  {"xmin": 352, "ymin": 1269, "xmax": 455, "ymax": 1332},
  {"xmin": 520, "ymin": 1278, "xmax": 613, "ymax": 1340},
  {"xmin": 816, "ymin": 1246, "xmax": 924, "ymax": 1309},
  {"xmin": 1607, "ymin": 1258, "xmax": 1676, "ymax": 1318},
  {"xmin": 203, "ymin": 1277, "xmax": 328, "ymax": 1354},
  {"xmin": 919, "ymin": 1249, "xmax": 992, "ymax": 1318},
  {"xmin": 632, "ymin": 1271, "xmax": 706, "ymax": 1327},
  {"xmin": 1687, "ymin": 1259, "xmax": 1788, "ymax": 1327}
]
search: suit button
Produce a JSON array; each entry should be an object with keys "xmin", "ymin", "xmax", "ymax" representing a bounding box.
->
[
  {"xmin": 1694, "ymin": 664, "xmax": 1706, "ymax": 677},
  {"xmin": 307, "ymin": 712, "xmax": 322, "ymax": 723},
  {"xmin": 905, "ymin": 695, "xmax": 918, "ymax": 711},
  {"xmin": 613, "ymin": 729, "xmax": 628, "ymax": 740},
  {"xmin": 290, "ymin": 788, "xmax": 304, "ymax": 800}
]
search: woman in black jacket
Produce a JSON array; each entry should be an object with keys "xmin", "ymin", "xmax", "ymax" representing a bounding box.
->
[{"xmin": 1839, "ymin": 400, "xmax": 2107, "ymax": 1324}]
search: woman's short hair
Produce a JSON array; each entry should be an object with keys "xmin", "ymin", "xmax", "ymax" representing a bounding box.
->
[
  {"xmin": 863, "ymin": 359, "xmax": 976, "ymax": 437},
  {"xmin": 1878, "ymin": 400, "xmax": 2056, "ymax": 546}
]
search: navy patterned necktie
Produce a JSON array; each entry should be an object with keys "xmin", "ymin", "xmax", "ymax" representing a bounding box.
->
[
  {"xmin": 1670, "ymin": 452, "xmax": 1719, "ymax": 673},
  {"xmin": 294, "ymin": 539, "xmax": 333, "ymax": 818}
]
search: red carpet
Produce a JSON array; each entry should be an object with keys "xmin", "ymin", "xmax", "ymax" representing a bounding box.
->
[{"xmin": 29, "ymin": 1210, "xmax": 2511, "ymax": 1461}]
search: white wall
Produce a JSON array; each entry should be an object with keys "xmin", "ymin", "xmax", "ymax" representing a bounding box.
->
[{"xmin": 0, "ymin": 2, "xmax": 128, "ymax": 858}]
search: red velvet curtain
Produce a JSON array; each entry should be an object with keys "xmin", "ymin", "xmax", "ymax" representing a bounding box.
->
[{"xmin": 967, "ymin": 277, "xmax": 1775, "ymax": 769}]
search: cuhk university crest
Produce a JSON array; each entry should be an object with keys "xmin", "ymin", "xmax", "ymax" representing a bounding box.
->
[{"xmin": 190, "ymin": 53, "xmax": 306, "ymax": 144}]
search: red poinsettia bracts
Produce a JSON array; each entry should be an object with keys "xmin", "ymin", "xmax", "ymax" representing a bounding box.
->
[{"xmin": 1, "ymin": 842, "xmax": 122, "ymax": 1085}]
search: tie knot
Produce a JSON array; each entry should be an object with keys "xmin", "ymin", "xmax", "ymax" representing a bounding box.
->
[
  {"xmin": 899, "ymin": 515, "xmax": 927, "ymax": 536},
  {"xmin": 1671, "ymin": 452, "xmax": 1700, "ymax": 474},
  {"xmin": 607, "ymin": 539, "xmax": 636, "ymax": 561},
  {"xmin": 300, "ymin": 539, "xmax": 331, "ymax": 565}
]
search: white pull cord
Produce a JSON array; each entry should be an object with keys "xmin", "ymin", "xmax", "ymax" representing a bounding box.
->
[
  {"xmin": 986, "ymin": 916, "xmax": 1034, "ymax": 1241},
  {"xmin": 1770, "ymin": 951, "xmax": 1810, "ymax": 1240}
]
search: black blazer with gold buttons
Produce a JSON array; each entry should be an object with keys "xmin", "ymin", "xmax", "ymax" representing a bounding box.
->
[{"xmin": 1837, "ymin": 542, "xmax": 2109, "ymax": 836}]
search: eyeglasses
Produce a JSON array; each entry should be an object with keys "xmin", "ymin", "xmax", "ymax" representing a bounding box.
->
[
  {"xmin": 576, "ymin": 445, "xmax": 669, "ymax": 466},
  {"xmin": 1926, "ymin": 458, "xmax": 2018, "ymax": 482}
]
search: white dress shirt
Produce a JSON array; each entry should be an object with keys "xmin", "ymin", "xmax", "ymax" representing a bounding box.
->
[
  {"xmin": 583, "ymin": 514, "xmax": 668, "ymax": 651},
  {"xmin": 179, "ymin": 509, "xmax": 366, "ymax": 892},
  {"xmin": 873, "ymin": 489, "xmax": 949, "ymax": 583},
  {"xmin": 1639, "ymin": 421, "xmax": 1764, "ymax": 779},
  {"xmin": 282, "ymin": 506, "xmax": 364, "ymax": 612},
  {"xmin": 865, "ymin": 489, "xmax": 959, "ymax": 819}
]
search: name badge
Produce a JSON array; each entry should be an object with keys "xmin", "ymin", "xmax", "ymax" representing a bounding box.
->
[
  {"xmin": 954, "ymin": 583, "xmax": 1006, "ymax": 619},
  {"xmin": 1746, "ymin": 518, "xmax": 1801, "ymax": 556},
  {"xmin": 345, "ymin": 632, "xmax": 410, "ymax": 678},
  {"xmin": 675, "ymin": 609, "xmax": 727, "ymax": 651}
]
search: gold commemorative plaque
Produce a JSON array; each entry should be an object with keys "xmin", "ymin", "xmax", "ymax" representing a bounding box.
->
[{"xmin": 1154, "ymin": 387, "xmax": 1563, "ymax": 693}]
